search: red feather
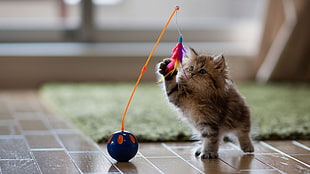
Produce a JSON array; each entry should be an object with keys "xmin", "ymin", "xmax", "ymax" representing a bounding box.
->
[{"xmin": 166, "ymin": 35, "xmax": 186, "ymax": 74}]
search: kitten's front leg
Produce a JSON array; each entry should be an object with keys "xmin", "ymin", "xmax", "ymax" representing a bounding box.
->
[
  {"xmin": 196, "ymin": 122, "xmax": 220, "ymax": 159},
  {"xmin": 158, "ymin": 59, "xmax": 179, "ymax": 99},
  {"xmin": 200, "ymin": 133, "xmax": 220, "ymax": 159},
  {"xmin": 195, "ymin": 137, "xmax": 219, "ymax": 159}
]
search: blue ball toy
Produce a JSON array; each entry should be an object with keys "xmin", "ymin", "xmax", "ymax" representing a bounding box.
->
[{"xmin": 107, "ymin": 130, "xmax": 138, "ymax": 162}]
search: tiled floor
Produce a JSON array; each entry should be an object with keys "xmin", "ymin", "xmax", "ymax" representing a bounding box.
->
[{"xmin": 0, "ymin": 90, "xmax": 309, "ymax": 174}]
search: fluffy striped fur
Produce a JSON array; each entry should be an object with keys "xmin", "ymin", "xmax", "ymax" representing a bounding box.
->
[{"xmin": 157, "ymin": 48, "xmax": 254, "ymax": 159}]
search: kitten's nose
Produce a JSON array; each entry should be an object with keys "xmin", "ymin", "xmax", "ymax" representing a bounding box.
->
[{"xmin": 190, "ymin": 72, "xmax": 195, "ymax": 77}]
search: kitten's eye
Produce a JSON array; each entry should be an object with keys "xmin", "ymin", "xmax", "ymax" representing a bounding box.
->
[
  {"xmin": 199, "ymin": 69, "xmax": 207, "ymax": 74},
  {"xmin": 188, "ymin": 66, "xmax": 194, "ymax": 71}
]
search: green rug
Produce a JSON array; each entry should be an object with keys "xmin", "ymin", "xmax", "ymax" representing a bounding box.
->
[{"xmin": 40, "ymin": 82, "xmax": 310, "ymax": 142}]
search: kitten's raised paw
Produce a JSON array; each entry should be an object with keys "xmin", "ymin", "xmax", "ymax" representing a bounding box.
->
[
  {"xmin": 158, "ymin": 58, "xmax": 178, "ymax": 80},
  {"xmin": 158, "ymin": 58, "xmax": 171, "ymax": 75},
  {"xmin": 201, "ymin": 152, "xmax": 218, "ymax": 159}
]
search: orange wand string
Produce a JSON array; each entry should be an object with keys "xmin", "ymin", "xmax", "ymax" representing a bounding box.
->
[{"xmin": 121, "ymin": 6, "xmax": 180, "ymax": 131}]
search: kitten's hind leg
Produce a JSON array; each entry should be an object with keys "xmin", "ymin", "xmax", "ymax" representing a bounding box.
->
[{"xmin": 237, "ymin": 131, "xmax": 254, "ymax": 153}]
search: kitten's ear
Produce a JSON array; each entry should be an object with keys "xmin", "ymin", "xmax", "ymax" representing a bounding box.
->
[
  {"xmin": 189, "ymin": 48, "xmax": 198, "ymax": 58},
  {"xmin": 214, "ymin": 54, "xmax": 226, "ymax": 72}
]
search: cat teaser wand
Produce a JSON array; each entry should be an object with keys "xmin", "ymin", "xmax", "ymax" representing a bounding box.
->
[{"xmin": 107, "ymin": 6, "xmax": 182, "ymax": 162}]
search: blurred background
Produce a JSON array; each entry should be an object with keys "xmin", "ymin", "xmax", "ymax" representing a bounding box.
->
[{"xmin": 0, "ymin": 0, "xmax": 309, "ymax": 88}]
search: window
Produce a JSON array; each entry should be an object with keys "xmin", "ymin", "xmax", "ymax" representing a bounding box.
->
[
  {"xmin": 0, "ymin": 0, "xmax": 267, "ymax": 45},
  {"xmin": 0, "ymin": 0, "xmax": 269, "ymax": 87},
  {"xmin": 0, "ymin": 0, "xmax": 80, "ymax": 42},
  {"xmin": 93, "ymin": 0, "xmax": 267, "ymax": 56}
]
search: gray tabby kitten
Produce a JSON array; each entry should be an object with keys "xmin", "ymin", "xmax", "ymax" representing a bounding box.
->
[{"xmin": 157, "ymin": 48, "xmax": 254, "ymax": 159}]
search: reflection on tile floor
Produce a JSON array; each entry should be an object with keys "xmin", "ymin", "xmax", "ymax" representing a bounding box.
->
[{"xmin": 0, "ymin": 90, "xmax": 309, "ymax": 174}]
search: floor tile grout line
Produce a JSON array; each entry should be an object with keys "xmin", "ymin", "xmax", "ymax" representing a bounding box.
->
[
  {"xmin": 54, "ymin": 135, "xmax": 83, "ymax": 174},
  {"xmin": 83, "ymin": 133, "xmax": 125, "ymax": 174},
  {"xmin": 102, "ymin": 157, "xmax": 124, "ymax": 174},
  {"xmin": 253, "ymin": 153, "xmax": 284, "ymax": 155},
  {"xmin": 48, "ymin": 117, "xmax": 84, "ymax": 174},
  {"xmin": 161, "ymin": 143, "xmax": 205, "ymax": 174},
  {"xmin": 260, "ymin": 141, "xmax": 310, "ymax": 168},
  {"xmin": 21, "ymin": 130, "xmax": 55, "ymax": 135},
  {"xmin": 168, "ymin": 145, "xmax": 195, "ymax": 149},
  {"xmin": 216, "ymin": 142, "xmax": 247, "ymax": 171},
  {"xmin": 253, "ymin": 157, "xmax": 286, "ymax": 174},
  {"xmin": 53, "ymin": 129, "xmax": 81, "ymax": 134},
  {"xmin": 66, "ymin": 155, "xmax": 83, "ymax": 174},
  {"xmin": 292, "ymin": 141, "xmax": 310, "ymax": 151},
  {"xmin": 239, "ymin": 169, "xmax": 280, "ymax": 172},
  {"xmin": 219, "ymin": 142, "xmax": 255, "ymax": 172},
  {"xmin": 0, "ymin": 135, "xmax": 24, "ymax": 139},
  {"xmin": 9, "ymin": 98, "xmax": 44, "ymax": 174},
  {"xmin": 227, "ymin": 141, "xmax": 288, "ymax": 174},
  {"xmin": 72, "ymin": 128, "xmax": 103, "ymax": 151},
  {"xmin": 39, "ymin": 92, "xmax": 121, "ymax": 174},
  {"xmin": 31, "ymin": 148, "xmax": 66, "ymax": 151},
  {"xmin": 143, "ymin": 156, "xmax": 180, "ymax": 159},
  {"xmin": 0, "ymin": 159, "xmax": 34, "ymax": 161},
  {"xmin": 44, "ymin": 105, "xmax": 122, "ymax": 174},
  {"xmin": 227, "ymin": 141, "xmax": 270, "ymax": 155},
  {"xmin": 85, "ymin": 173, "xmax": 116, "ymax": 174},
  {"xmin": 137, "ymin": 151, "xmax": 166, "ymax": 174},
  {"xmin": 10, "ymin": 91, "xmax": 83, "ymax": 173},
  {"xmin": 69, "ymin": 151, "xmax": 103, "ymax": 154},
  {"xmin": 15, "ymin": 96, "xmax": 77, "ymax": 173},
  {"xmin": 28, "ymin": 93, "xmax": 84, "ymax": 174},
  {"xmin": 20, "ymin": 131, "xmax": 43, "ymax": 174}
]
